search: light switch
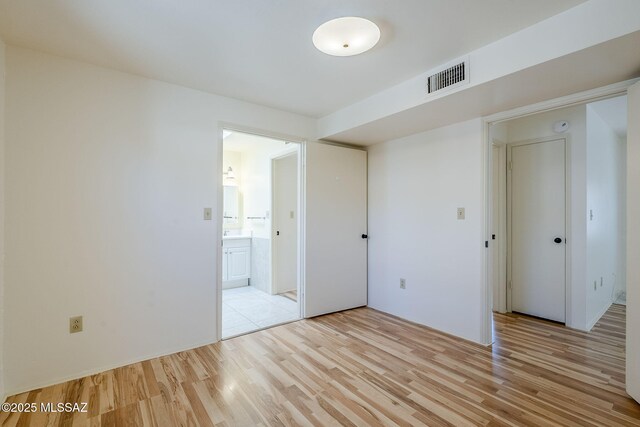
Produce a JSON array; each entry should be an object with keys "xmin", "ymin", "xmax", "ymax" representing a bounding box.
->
[
  {"xmin": 204, "ymin": 208, "xmax": 212, "ymax": 220},
  {"xmin": 457, "ymin": 207, "xmax": 465, "ymax": 220}
]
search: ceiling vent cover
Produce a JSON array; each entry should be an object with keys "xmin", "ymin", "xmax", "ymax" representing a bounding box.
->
[{"xmin": 427, "ymin": 59, "xmax": 469, "ymax": 95}]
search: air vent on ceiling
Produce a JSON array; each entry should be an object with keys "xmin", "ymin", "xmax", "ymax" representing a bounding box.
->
[{"xmin": 427, "ymin": 60, "xmax": 469, "ymax": 95}]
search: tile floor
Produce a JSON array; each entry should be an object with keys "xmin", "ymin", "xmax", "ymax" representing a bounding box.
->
[{"xmin": 222, "ymin": 286, "xmax": 299, "ymax": 338}]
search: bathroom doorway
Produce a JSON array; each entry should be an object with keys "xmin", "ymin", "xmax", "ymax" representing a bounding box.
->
[{"xmin": 221, "ymin": 130, "xmax": 302, "ymax": 338}]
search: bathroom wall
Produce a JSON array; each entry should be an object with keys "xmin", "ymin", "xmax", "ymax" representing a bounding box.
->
[{"xmin": 222, "ymin": 150, "xmax": 242, "ymax": 230}]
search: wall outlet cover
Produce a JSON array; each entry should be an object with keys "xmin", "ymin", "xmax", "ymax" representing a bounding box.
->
[{"xmin": 70, "ymin": 316, "xmax": 83, "ymax": 333}]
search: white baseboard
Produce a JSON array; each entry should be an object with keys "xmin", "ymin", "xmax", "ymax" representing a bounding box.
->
[
  {"xmin": 587, "ymin": 301, "xmax": 613, "ymax": 331},
  {"xmin": 5, "ymin": 336, "xmax": 218, "ymax": 398}
]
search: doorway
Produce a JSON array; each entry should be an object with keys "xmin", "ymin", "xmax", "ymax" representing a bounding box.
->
[
  {"xmin": 488, "ymin": 96, "xmax": 627, "ymax": 331},
  {"xmin": 221, "ymin": 130, "xmax": 302, "ymax": 338},
  {"xmin": 484, "ymin": 82, "xmax": 640, "ymax": 403},
  {"xmin": 488, "ymin": 95, "xmax": 628, "ymax": 329}
]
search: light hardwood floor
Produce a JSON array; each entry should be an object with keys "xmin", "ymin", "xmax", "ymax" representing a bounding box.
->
[{"xmin": 1, "ymin": 304, "xmax": 639, "ymax": 426}]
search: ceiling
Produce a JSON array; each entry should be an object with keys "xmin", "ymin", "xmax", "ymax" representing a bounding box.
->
[
  {"xmin": 319, "ymin": 30, "xmax": 640, "ymax": 145},
  {"xmin": 589, "ymin": 96, "xmax": 628, "ymax": 138},
  {"xmin": 0, "ymin": 0, "xmax": 585, "ymax": 117}
]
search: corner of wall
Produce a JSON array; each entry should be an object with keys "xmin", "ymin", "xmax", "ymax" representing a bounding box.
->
[{"xmin": 586, "ymin": 301, "xmax": 613, "ymax": 332}]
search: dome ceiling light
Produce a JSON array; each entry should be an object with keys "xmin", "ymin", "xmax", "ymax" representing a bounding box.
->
[{"xmin": 312, "ymin": 17, "xmax": 380, "ymax": 57}]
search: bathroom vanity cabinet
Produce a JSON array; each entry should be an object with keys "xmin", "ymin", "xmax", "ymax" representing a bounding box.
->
[{"xmin": 222, "ymin": 237, "xmax": 251, "ymax": 288}]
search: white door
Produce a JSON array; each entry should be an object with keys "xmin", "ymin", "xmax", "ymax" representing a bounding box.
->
[
  {"xmin": 272, "ymin": 152, "xmax": 298, "ymax": 294},
  {"xmin": 508, "ymin": 138, "xmax": 566, "ymax": 323},
  {"xmin": 305, "ymin": 143, "xmax": 367, "ymax": 317},
  {"xmin": 627, "ymin": 81, "xmax": 640, "ymax": 403}
]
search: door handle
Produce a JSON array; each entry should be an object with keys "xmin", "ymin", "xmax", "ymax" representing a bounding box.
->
[
  {"xmin": 362, "ymin": 234, "xmax": 368, "ymax": 239},
  {"xmin": 554, "ymin": 237, "xmax": 563, "ymax": 244}
]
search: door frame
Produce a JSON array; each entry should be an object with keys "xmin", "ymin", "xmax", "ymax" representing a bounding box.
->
[
  {"xmin": 270, "ymin": 150, "xmax": 301, "ymax": 301},
  {"xmin": 481, "ymin": 78, "xmax": 639, "ymax": 345},
  {"xmin": 491, "ymin": 143, "xmax": 508, "ymax": 313},
  {"xmin": 216, "ymin": 123, "xmax": 307, "ymax": 341},
  {"xmin": 505, "ymin": 136, "xmax": 569, "ymax": 321}
]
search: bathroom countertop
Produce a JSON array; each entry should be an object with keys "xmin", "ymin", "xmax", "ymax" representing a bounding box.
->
[{"xmin": 222, "ymin": 235, "xmax": 252, "ymax": 240}]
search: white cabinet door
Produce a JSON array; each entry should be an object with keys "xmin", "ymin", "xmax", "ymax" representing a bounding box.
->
[
  {"xmin": 227, "ymin": 247, "xmax": 251, "ymax": 281},
  {"xmin": 627, "ymin": 81, "xmax": 640, "ymax": 403},
  {"xmin": 304, "ymin": 143, "xmax": 367, "ymax": 317}
]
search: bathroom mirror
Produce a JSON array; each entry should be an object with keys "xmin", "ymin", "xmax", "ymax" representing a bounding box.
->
[{"xmin": 223, "ymin": 185, "xmax": 240, "ymax": 224}]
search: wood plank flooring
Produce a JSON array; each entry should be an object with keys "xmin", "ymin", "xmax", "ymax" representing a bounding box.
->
[{"xmin": 2, "ymin": 304, "xmax": 638, "ymax": 426}]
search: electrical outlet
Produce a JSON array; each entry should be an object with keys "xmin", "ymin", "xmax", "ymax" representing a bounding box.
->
[
  {"xmin": 400, "ymin": 278, "xmax": 406, "ymax": 289},
  {"xmin": 70, "ymin": 316, "xmax": 83, "ymax": 334},
  {"xmin": 457, "ymin": 208, "xmax": 465, "ymax": 220},
  {"xmin": 600, "ymin": 277, "xmax": 603, "ymax": 287},
  {"xmin": 204, "ymin": 208, "xmax": 212, "ymax": 220},
  {"xmin": 594, "ymin": 281, "xmax": 597, "ymax": 291}
]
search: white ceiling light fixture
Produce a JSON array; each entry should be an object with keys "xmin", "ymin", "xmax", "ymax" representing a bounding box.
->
[{"xmin": 313, "ymin": 17, "xmax": 380, "ymax": 57}]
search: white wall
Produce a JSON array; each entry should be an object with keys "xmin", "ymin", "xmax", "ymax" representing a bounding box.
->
[
  {"xmin": 0, "ymin": 37, "xmax": 6, "ymax": 402},
  {"xmin": 505, "ymin": 105, "xmax": 588, "ymax": 330},
  {"xmin": 625, "ymin": 81, "xmax": 640, "ymax": 403},
  {"xmin": 586, "ymin": 104, "xmax": 626, "ymax": 328},
  {"xmin": 3, "ymin": 46, "xmax": 314, "ymax": 394},
  {"xmin": 238, "ymin": 141, "xmax": 290, "ymax": 240},
  {"xmin": 368, "ymin": 119, "xmax": 486, "ymax": 344}
]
